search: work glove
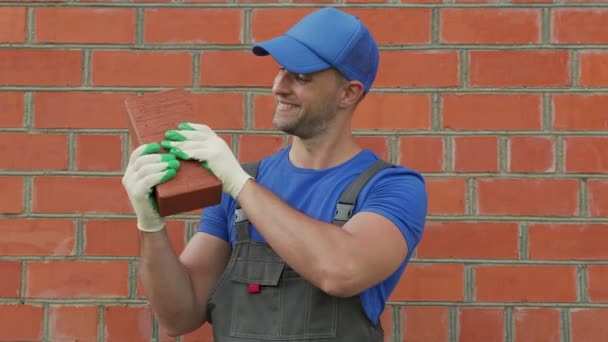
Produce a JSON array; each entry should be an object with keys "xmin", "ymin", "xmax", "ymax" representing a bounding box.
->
[
  {"xmin": 162, "ymin": 123, "xmax": 252, "ymax": 199},
  {"xmin": 122, "ymin": 142, "xmax": 180, "ymax": 232}
]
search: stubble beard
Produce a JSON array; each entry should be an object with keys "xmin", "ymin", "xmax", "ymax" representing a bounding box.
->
[{"xmin": 273, "ymin": 99, "xmax": 339, "ymax": 140}]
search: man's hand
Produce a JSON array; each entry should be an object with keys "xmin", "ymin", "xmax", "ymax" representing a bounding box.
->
[
  {"xmin": 162, "ymin": 123, "xmax": 252, "ymax": 199},
  {"xmin": 122, "ymin": 142, "xmax": 180, "ymax": 232}
]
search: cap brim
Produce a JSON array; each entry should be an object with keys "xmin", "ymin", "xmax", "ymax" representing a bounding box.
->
[{"xmin": 252, "ymin": 35, "xmax": 331, "ymax": 74}]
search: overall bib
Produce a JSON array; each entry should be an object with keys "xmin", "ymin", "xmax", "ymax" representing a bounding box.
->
[{"xmin": 206, "ymin": 160, "xmax": 392, "ymax": 341}]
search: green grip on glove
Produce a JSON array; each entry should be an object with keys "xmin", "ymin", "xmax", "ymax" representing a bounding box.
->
[
  {"xmin": 163, "ymin": 127, "xmax": 213, "ymax": 173},
  {"xmin": 142, "ymin": 142, "xmax": 161, "ymax": 155},
  {"xmin": 147, "ymin": 152, "xmax": 180, "ymax": 213}
]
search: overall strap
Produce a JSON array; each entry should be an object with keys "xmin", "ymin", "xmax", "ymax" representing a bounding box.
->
[
  {"xmin": 333, "ymin": 159, "xmax": 393, "ymax": 226},
  {"xmin": 242, "ymin": 161, "xmax": 261, "ymax": 179},
  {"xmin": 235, "ymin": 160, "xmax": 261, "ymax": 241}
]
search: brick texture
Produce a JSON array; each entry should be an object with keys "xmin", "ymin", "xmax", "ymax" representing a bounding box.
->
[
  {"xmin": 0, "ymin": 262, "xmax": 21, "ymax": 298},
  {"xmin": 470, "ymin": 50, "xmax": 570, "ymax": 87},
  {"xmin": 0, "ymin": 7, "xmax": 26, "ymax": 43},
  {"xmin": 0, "ymin": 49, "xmax": 81, "ymax": 86},
  {"xmin": 441, "ymin": 8, "xmax": 540, "ymax": 44},
  {"xmin": 49, "ymin": 306, "xmax": 98, "ymax": 341},
  {"xmin": 0, "ymin": 92, "xmax": 24, "ymax": 127},
  {"xmin": 35, "ymin": 8, "xmax": 136, "ymax": 43},
  {"xmin": 1, "ymin": 3, "xmax": 605, "ymax": 342},
  {"xmin": 144, "ymin": 9, "xmax": 242, "ymax": 44},
  {"xmin": 513, "ymin": 308, "xmax": 561, "ymax": 342}
]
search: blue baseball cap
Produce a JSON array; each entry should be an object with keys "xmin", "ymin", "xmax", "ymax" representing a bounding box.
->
[{"xmin": 252, "ymin": 7, "xmax": 379, "ymax": 93}]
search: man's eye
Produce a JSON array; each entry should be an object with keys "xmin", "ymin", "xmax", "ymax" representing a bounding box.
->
[{"xmin": 296, "ymin": 74, "xmax": 310, "ymax": 82}]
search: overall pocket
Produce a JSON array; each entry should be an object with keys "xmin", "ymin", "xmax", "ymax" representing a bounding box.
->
[
  {"xmin": 230, "ymin": 256, "xmax": 285, "ymax": 339},
  {"xmin": 278, "ymin": 270, "xmax": 338, "ymax": 340},
  {"xmin": 229, "ymin": 259, "xmax": 338, "ymax": 340}
]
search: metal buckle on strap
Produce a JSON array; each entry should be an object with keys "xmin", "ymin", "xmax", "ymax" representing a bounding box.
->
[
  {"xmin": 235, "ymin": 208, "xmax": 248, "ymax": 223},
  {"xmin": 334, "ymin": 202, "xmax": 354, "ymax": 222}
]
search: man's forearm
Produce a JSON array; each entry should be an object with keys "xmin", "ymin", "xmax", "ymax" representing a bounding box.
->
[
  {"xmin": 236, "ymin": 180, "xmax": 361, "ymax": 296},
  {"xmin": 139, "ymin": 229, "xmax": 203, "ymax": 336}
]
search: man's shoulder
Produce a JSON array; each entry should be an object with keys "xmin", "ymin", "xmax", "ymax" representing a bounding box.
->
[
  {"xmin": 355, "ymin": 159, "xmax": 428, "ymax": 222},
  {"xmin": 362, "ymin": 157, "xmax": 426, "ymax": 190},
  {"xmin": 347, "ymin": 149, "xmax": 425, "ymax": 184}
]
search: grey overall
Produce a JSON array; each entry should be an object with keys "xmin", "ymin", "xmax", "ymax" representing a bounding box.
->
[{"xmin": 205, "ymin": 159, "xmax": 392, "ymax": 341}]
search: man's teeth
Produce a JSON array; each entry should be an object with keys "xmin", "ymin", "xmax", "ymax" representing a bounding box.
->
[{"xmin": 279, "ymin": 103, "xmax": 298, "ymax": 109}]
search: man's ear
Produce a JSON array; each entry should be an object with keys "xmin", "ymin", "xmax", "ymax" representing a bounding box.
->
[{"xmin": 338, "ymin": 80, "xmax": 365, "ymax": 109}]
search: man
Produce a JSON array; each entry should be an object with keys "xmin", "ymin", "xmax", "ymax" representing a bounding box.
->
[{"xmin": 122, "ymin": 7, "xmax": 427, "ymax": 341}]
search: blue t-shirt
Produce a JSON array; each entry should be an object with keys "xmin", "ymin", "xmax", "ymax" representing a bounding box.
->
[{"xmin": 198, "ymin": 146, "xmax": 427, "ymax": 324}]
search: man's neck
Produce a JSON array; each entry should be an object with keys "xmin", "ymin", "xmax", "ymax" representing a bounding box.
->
[{"xmin": 288, "ymin": 127, "xmax": 361, "ymax": 170}]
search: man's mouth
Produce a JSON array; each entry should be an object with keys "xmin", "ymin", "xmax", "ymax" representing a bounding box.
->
[{"xmin": 277, "ymin": 102, "xmax": 299, "ymax": 111}]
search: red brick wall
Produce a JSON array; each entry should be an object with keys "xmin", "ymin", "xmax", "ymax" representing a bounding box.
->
[{"xmin": 1, "ymin": 2, "xmax": 607, "ymax": 341}]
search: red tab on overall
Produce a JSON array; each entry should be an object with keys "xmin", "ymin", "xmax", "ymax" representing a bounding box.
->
[{"xmin": 248, "ymin": 283, "xmax": 261, "ymax": 294}]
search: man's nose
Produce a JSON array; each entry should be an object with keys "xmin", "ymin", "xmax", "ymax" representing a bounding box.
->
[{"xmin": 272, "ymin": 71, "xmax": 291, "ymax": 95}]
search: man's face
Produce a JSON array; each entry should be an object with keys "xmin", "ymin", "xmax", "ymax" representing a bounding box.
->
[{"xmin": 271, "ymin": 67, "xmax": 346, "ymax": 140}]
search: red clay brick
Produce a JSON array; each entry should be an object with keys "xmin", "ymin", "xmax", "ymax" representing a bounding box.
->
[
  {"xmin": 104, "ymin": 306, "xmax": 153, "ymax": 341},
  {"xmin": 376, "ymin": 51, "xmax": 459, "ymax": 87},
  {"xmin": 453, "ymin": 136, "xmax": 499, "ymax": 172},
  {"xmin": 353, "ymin": 136, "xmax": 389, "ymax": 161},
  {"xmin": 442, "ymin": 8, "xmax": 540, "ymax": 44},
  {"xmin": 0, "ymin": 219, "xmax": 75, "ymax": 256},
  {"xmin": 470, "ymin": 50, "xmax": 569, "ymax": 87},
  {"xmin": 389, "ymin": 263, "xmax": 464, "ymax": 301},
  {"xmin": 34, "ymin": 92, "xmax": 133, "ymax": 129},
  {"xmin": 190, "ymin": 93, "xmax": 245, "ymax": 129},
  {"xmin": 564, "ymin": 137, "xmax": 608, "ymax": 173},
  {"xmin": 509, "ymin": 136, "xmax": 555, "ymax": 172},
  {"xmin": 36, "ymin": 8, "xmax": 135, "ymax": 43},
  {"xmin": 513, "ymin": 308, "xmax": 560, "ymax": 342},
  {"xmin": 475, "ymin": 265, "xmax": 577, "ymax": 302},
  {"xmin": 0, "ymin": 133, "xmax": 68, "ymax": 170},
  {"xmin": 92, "ymin": 51, "xmax": 191, "ymax": 87},
  {"xmin": 571, "ymin": 309, "xmax": 608, "ymax": 342},
  {"xmin": 400, "ymin": 136, "xmax": 444, "ymax": 172},
  {"xmin": 27, "ymin": 261, "xmax": 129, "ymax": 298},
  {"xmin": 588, "ymin": 180, "xmax": 608, "ymax": 217},
  {"xmin": 588, "ymin": 266, "xmax": 608, "ymax": 302},
  {"xmin": 0, "ymin": 7, "xmax": 26, "ymax": 42},
  {"xmin": 49, "ymin": 306, "xmax": 98, "ymax": 341},
  {"xmin": 0, "ymin": 262, "xmax": 21, "ymax": 297},
  {"xmin": 402, "ymin": 307, "xmax": 449, "ymax": 342},
  {"xmin": 477, "ymin": 178, "xmax": 579, "ymax": 216},
  {"xmin": 76, "ymin": 134, "xmax": 122, "ymax": 171},
  {"xmin": 529, "ymin": 224, "xmax": 608, "ymax": 260},
  {"xmin": 200, "ymin": 51, "xmax": 276, "ymax": 87},
  {"xmin": 354, "ymin": 94, "xmax": 431, "ymax": 130},
  {"xmin": 442, "ymin": 94, "xmax": 541, "ymax": 130},
  {"xmin": 0, "ymin": 305, "xmax": 43, "ymax": 341},
  {"xmin": 85, "ymin": 219, "xmax": 186, "ymax": 256},
  {"xmin": 580, "ymin": 51, "xmax": 608, "ymax": 87},
  {"xmin": 417, "ymin": 221, "xmax": 519, "ymax": 259},
  {"xmin": 0, "ymin": 49, "xmax": 81, "ymax": 86},
  {"xmin": 459, "ymin": 308, "xmax": 504, "ymax": 342},
  {"xmin": 426, "ymin": 178, "xmax": 467, "ymax": 215},
  {"xmin": 553, "ymin": 94, "xmax": 608, "ymax": 130},
  {"xmin": 553, "ymin": 9, "xmax": 608, "ymax": 44},
  {"xmin": 33, "ymin": 177, "xmax": 131, "ymax": 214},
  {"xmin": 0, "ymin": 177, "xmax": 23, "ymax": 214},
  {"xmin": 144, "ymin": 8, "xmax": 242, "ymax": 44},
  {"xmin": 0, "ymin": 92, "xmax": 24, "ymax": 127}
]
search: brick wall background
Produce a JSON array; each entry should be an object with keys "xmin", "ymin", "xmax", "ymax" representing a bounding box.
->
[{"xmin": 1, "ymin": 1, "xmax": 607, "ymax": 341}]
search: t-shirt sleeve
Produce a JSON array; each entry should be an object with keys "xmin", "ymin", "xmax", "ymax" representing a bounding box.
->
[
  {"xmin": 197, "ymin": 193, "xmax": 231, "ymax": 242},
  {"xmin": 357, "ymin": 168, "xmax": 428, "ymax": 255}
]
